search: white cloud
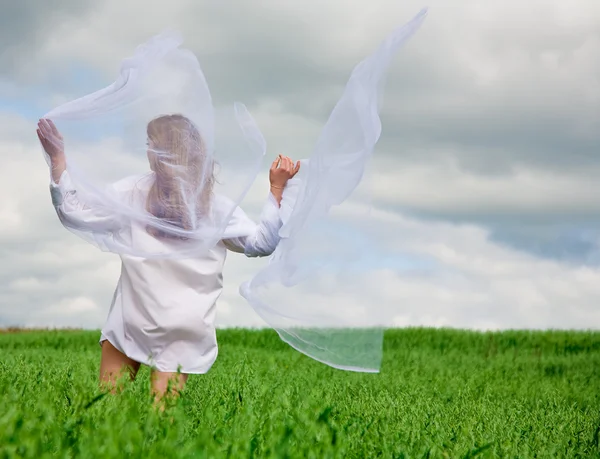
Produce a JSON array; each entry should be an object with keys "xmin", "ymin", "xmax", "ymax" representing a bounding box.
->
[
  {"xmin": 246, "ymin": 204, "xmax": 600, "ymax": 331},
  {"xmin": 34, "ymin": 296, "xmax": 105, "ymax": 329},
  {"xmin": 371, "ymin": 155, "xmax": 600, "ymax": 216},
  {"xmin": 0, "ymin": 0, "xmax": 599, "ymax": 333}
]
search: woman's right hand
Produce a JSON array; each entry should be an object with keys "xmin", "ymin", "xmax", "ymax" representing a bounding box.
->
[
  {"xmin": 37, "ymin": 119, "xmax": 64, "ymax": 160},
  {"xmin": 37, "ymin": 119, "xmax": 66, "ymax": 182}
]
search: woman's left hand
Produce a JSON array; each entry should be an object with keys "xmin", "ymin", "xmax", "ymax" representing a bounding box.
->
[
  {"xmin": 270, "ymin": 155, "xmax": 300, "ymax": 189},
  {"xmin": 269, "ymin": 155, "xmax": 300, "ymax": 206}
]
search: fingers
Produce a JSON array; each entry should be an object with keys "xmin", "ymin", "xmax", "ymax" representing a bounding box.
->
[
  {"xmin": 38, "ymin": 118, "xmax": 61, "ymax": 140},
  {"xmin": 36, "ymin": 129, "xmax": 46, "ymax": 146},
  {"xmin": 270, "ymin": 155, "xmax": 282, "ymax": 171},
  {"xmin": 37, "ymin": 120, "xmax": 65, "ymax": 157},
  {"xmin": 39, "ymin": 119, "xmax": 52, "ymax": 138},
  {"xmin": 37, "ymin": 129, "xmax": 53, "ymax": 156},
  {"xmin": 47, "ymin": 119, "xmax": 59, "ymax": 134},
  {"xmin": 37, "ymin": 128, "xmax": 50, "ymax": 146},
  {"xmin": 270, "ymin": 154, "xmax": 299, "ymax": 177},
  {"xmin": 271, "ymin": 155, "xmax": 292, "ymax": 170}
]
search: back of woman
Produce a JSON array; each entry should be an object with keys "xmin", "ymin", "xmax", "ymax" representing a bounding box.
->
[{"xmin": 39, "ymin": 113, "xmax": 299, "ymax": 401}]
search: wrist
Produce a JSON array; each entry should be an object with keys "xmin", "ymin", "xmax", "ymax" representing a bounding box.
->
[{"xmin": 269, "ymin": 184, "xmax": 283, "ymax": 207}]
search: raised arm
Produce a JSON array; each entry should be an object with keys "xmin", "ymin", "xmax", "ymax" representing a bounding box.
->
[
  {"xmin": 222, "ymin": 195, "xmax": 282, "ymax": 257},
  {"xmin": 38, "ymin": 118, "xmax": 123, "ymax": 233},
  {"xmin": 223, "ymin": 155, "xmax": 300, "ymax": 257}
]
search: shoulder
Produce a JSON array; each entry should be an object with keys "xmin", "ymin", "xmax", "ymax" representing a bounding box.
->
[
  {"xmin": 111, "ymin": 172, "xmax": 155, "ymax": 194},
  {"xmin": 211, "ymin": 193, "xmax": 246, "ymax": 220}
]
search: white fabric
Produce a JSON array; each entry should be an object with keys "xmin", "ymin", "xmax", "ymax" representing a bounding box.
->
[
  {"xmin": 50, "ymin": 170, "xmax": 284, "ymax": 373},
  {"xmin": 240, "ymin": 8, "xmax": 429, "ymax": 373},
  {"xmin": 42, "ymin": 30, "xmax": 268, "ymax": 259}
]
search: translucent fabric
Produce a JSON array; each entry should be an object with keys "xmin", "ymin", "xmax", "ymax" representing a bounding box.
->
[
  {"xmin": 42, "ymin": 30, "xmax": 267, "ymax": 258},
  {"xmin": 240, "ymin": 8, "xmax": 429, "ymax": 372}
]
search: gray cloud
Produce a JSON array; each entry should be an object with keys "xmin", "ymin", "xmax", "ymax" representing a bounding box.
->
[
  {"xmin": 0, "ymin": 0, "xmax": 96, "ymax": 79},
  {"xmin": 1, "ymin": 0, "xmax": 600, "ymax": 330},
  {"xmin": 5, "ymin": 0, "xmax": 598, "ymax": 173}
]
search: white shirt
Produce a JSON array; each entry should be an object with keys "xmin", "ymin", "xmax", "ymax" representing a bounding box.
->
[{"xmin": 50, "ymin": 170, "xmax": 284, "ymax": 373}]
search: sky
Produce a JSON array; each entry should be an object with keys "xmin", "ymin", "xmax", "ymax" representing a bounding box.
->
[{"xmin": 0, "ymin": 0, "xmax": 599, "ymax": 331}]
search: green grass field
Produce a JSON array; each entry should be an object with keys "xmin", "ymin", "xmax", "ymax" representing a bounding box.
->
[{"xmin": 0, "ymin": 328, "xmax": 599, "ymax": 458}]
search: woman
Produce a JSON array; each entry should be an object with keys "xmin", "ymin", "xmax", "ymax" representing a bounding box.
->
[{"xmin": 37, "ymin": 115, "xmax": 300, "ymax": 401}]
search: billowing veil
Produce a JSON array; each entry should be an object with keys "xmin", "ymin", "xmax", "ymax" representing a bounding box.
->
[
  {"xmin": 42, "ymin": 30, "xmax": 267, "ymax": 258},
  {"xmin": 240, "ymin": 8, "xmax": 429, "ymax": 372}
]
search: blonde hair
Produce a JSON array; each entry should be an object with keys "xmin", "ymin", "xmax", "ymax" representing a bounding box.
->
[{"xmin": 145, "ymin": 114, "xmax": 214, "ymax": 239}]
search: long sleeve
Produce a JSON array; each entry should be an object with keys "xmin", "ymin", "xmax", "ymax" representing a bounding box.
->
[
  {"xmin": 222, "ymin": 192, "xmax": 283, "ymax": 257},
  {"xmin": 49, "ymin": 170, "xmax": 123, "ymax": 232}
]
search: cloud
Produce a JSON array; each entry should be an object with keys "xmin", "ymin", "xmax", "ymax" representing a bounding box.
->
[
  {"xmin": 372, "ymin": 156, "xmax": 600, "ymax": 216},
  {"xmin": 0, "ymin": 1, "xmax": 96, "ymax": 83},
  {"xmin": 236, "ymin": 203, "xmax": 600, "ymax": 331},
  {"xmin": 0, "ymin": 0, "xmax": 599, "ymax": 332}
]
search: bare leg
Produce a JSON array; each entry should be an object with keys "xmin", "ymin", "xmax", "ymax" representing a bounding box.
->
[
  {"xmin": 150, "ymin": 370, "xmax": 188, "ymax": 408},
  {"xmin": 99, "ymin": 340, "xmax": 141, "ymax": 393}
]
